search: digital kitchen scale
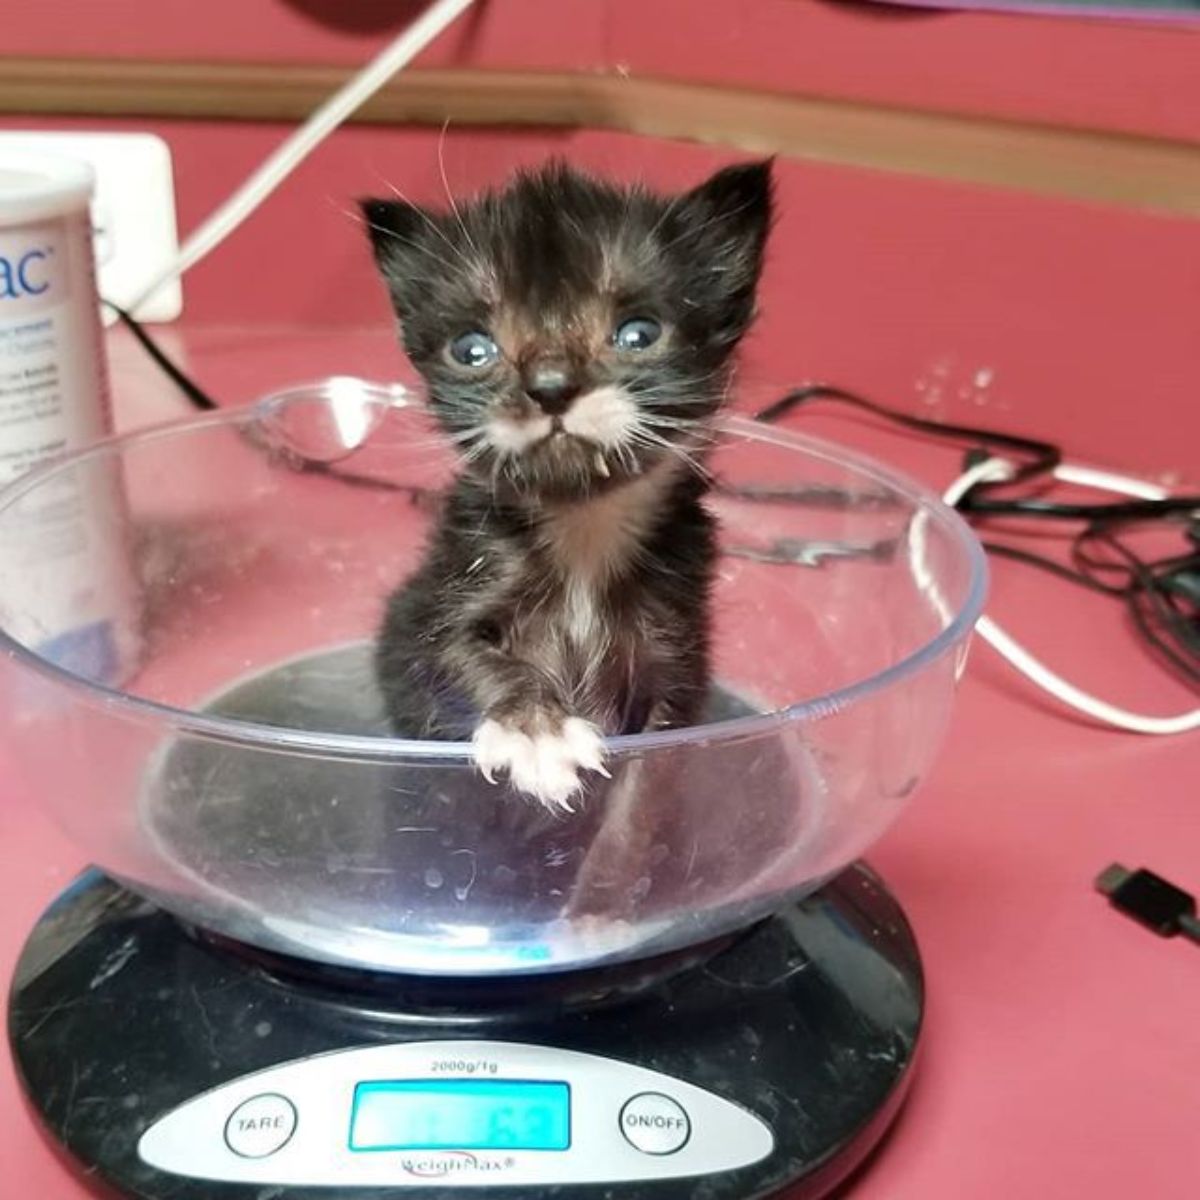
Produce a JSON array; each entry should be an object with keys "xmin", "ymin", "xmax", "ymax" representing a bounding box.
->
[
  {"xmin": 0, "ymin": 384, "xmax": 985, "ymax": 1200},
  {"xmin": 9, "ymin": 862, "xmax": 921, "ymax": 1199}
]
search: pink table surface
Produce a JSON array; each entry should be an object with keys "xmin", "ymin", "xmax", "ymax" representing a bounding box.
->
[{"xmin": 1, "ymin": 326, "xmax": 1197, "ymax": 1199}]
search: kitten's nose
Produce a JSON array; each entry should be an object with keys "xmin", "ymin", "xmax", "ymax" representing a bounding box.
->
[{"xmin": 524, "ymin": 364, "xmax": 581, "ymax": 415}]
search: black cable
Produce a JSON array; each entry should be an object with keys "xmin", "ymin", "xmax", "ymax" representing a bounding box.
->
[
  {"xmin": 103, "ymin": 301, "xmax": 219, "ymax": 411},
  {"xmin": 980, "ymin": 541, "xmax": 1119, "ymax": 596},
  {"xmin": 964, "ymin": 494, "xmax": 1200, "ymax": 520},
  {"xmin": 754, "ymin": 382, "xmax": 1200, "ymax": 520},
  {"xmin": 754, "ymin": 383, "xmax": 1062, "ymax": 491},
  {"xmin": 982, "ymin": 539, "xmax": 1198, "ymax": 686},
  {"xmin": 756, "ymin": 380, "xmax": 1198, "ymax": 684},
  {"xmin": 1075, "ymin": 525, "xmax": 1200, "ymax": 685}
]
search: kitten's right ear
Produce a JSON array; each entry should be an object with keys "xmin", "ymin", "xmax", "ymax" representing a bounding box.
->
[
  {"xmin": 358, "ymin": 197, "xmax": 427, "ymax": 265},
  {"xmin": 359, "ymin": 197, "xmax": 436, "ymax": 319}
]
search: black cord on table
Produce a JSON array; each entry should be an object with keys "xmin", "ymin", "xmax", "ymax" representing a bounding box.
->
[
  {"xmin": 983, "ymin": 537, "xmax": 1199, "ymax": 687},
  {"xmin": 755, "ymin": 380, "xmax": 1199, "ymax": 687},
  {"xmin": 105, "ymin": 301, "xmax": 218, "ymax": 411},
  {"xmin": 754, "ymin": 383, "xmax": 1063, "ymax": 493},
  {"xmin": 980, "ymin": 541, "xmax": 1119, "ymax": 596},
  {"xmin": 753, "ymin": 383, "xmax": 1200, "ymax": 520}
]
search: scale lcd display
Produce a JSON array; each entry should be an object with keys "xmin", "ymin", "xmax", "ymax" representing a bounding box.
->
[{"xmin": 349, "ymin": 1080, "xmax": 571, "ymax": 1152}]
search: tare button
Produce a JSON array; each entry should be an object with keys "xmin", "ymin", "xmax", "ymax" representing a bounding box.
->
[
  {"xmin": 619, "ymin": 1092, "xmax": 691, "ymax": 1155},
  {"xmin": 223, "ymin": 1093, "xmax": 297, "ymax": 1159}
]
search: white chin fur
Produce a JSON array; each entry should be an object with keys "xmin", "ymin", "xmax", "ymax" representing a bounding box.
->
[
  {"xmin": 561, "ymin": 386, "xmax": 637, "ymax": 447},
  {"xmin": 488, "ymin": 413, "xmax": 553, "ymax": 453}
]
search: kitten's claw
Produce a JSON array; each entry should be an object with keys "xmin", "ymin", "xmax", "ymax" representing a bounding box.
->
[
  {"xmin": 562, "ymin": 717, "xmax": 610, "ymax": 777},
  {"xmin": 472, "ymin": 716, "xmax": 607, "ymax": 811}
]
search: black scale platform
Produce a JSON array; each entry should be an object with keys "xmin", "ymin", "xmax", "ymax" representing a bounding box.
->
[{"xmin": 8, "ymin": 862, "xmax": 921, "ymax": 1200}]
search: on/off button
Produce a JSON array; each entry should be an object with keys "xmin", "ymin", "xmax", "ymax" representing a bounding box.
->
[{"xmin": 619, "ymin": 1092, "xmax": 691, "ymax": 1155}]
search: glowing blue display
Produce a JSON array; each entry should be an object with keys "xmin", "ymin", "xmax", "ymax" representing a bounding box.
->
[{"xmin": 349, "ymin": 1080, "xmax": 571, "ymax": 1152}]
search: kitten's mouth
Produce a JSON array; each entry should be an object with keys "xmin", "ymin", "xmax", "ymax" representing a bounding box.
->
[
  {"xmin": 487, "ymin": 386, "xmax": 645, "ymax": 488},
  {"xmin": 503, "ymin": 423, "xmax": 617, "ymax": 484},
  {"xmin": 541, "ymin": 424, "xmax": 611, "ymax": 475},
  {"xmin": 535, "ymin": 417, "xmax": 594, "ymax": 451}
]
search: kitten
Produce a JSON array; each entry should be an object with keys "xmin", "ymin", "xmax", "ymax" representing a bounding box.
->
[{"xmin": 362, "ymin": 159, "xmax": 772, "ymax": 810}]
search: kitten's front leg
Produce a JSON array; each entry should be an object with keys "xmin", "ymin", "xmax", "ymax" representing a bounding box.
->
[{"xmin": 442, "ymin": 638, "xmax": 607, "ymax": 810}]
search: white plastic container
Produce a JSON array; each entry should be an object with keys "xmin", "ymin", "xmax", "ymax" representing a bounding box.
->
[{"xmin": 0, "ymin": 151, "xmax": 139, "ymax": 684}]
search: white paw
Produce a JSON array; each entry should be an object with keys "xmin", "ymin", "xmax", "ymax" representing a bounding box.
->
[{"xmin": 472, "ymin": 716, "xmax": 608, "ymax": 811}]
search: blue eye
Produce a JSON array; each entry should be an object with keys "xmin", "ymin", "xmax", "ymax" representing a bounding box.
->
[
  {"xmin": 449, "ymin": 331, "xmax": 500, "ymax": 368},
  {"xmin": 613, "ymin": 318, "xmax": 662, "ymax": 352}
]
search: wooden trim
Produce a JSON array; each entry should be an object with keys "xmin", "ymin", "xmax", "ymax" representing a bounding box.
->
[{"xmin": 2, "ymin": 58, "xmax": 1197, "ymax": 217}]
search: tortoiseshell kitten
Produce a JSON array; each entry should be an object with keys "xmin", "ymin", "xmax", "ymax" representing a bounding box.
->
[{"xmin": 362, "ymin": 160, "xmax": 772, "ymax": 810}]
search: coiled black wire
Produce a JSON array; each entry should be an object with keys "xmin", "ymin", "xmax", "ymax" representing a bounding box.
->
[{"xmin": 754, "ymin": 382, "xmax": 1199, "ymax": 689}]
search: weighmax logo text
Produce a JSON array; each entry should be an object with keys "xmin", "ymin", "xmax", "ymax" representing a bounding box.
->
[{"xmin": 401, "ymin": 1150, "xmax": 516, "ymax": 1178}]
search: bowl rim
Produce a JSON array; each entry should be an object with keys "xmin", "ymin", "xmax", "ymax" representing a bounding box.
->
[{"xmin": 0, "ymin": 379, "xmax": 989, "ymax": 762}]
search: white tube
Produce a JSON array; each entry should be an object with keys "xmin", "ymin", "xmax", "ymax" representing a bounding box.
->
[
  {"xmin": 943, "ymin": 456, "xmax": 1199, "ymax": 736},
  {"xmin": 126, "ymin": 0, "xmax": 478, "ymax": 313}
]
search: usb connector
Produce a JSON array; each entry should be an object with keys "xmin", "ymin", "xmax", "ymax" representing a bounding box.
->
[{"xmin": 1095, "ymin": 864, "xmax": 1200, "ymax": 945}]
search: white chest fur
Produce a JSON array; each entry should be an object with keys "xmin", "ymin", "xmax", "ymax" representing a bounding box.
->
[{"xmin": 539, "ymin": 461, "xmax": 677, "ymax": 644}]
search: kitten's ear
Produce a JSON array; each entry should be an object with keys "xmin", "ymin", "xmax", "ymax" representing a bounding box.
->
[
  {"xmin": 676, "ymin": 159, "xmax": 774, "ymax": 289},
  {"xmin": 670, "ymin": 160, "xmax": 773, "ymax": 346},
  {"xmin": 358, "ymin": 197, "xmax": 432, "ymax": 301}
]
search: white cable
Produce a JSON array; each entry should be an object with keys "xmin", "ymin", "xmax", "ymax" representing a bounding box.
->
[
  {"xmin": 1053, "ymin": 462, "xmax": 1168, "ymax": 501},
  {"xmin": 125, "ymin": 0, "xmax": 478, "ymax": 314},
  {"xmin": 947, "ymin": 457, "xmax": 1200, "ymax": 736},
  {"xmin": 942, "ymin": 456, "xmax": 1018, "ymax": 506},
  {"xmin": 912, "ymin": 458, "xmax": 1014, "ymax": 628}
]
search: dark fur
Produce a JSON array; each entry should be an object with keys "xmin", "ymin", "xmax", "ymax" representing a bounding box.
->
[
  {"xmin": 374, "ymin": 468, "xmax": 717, "ymax": 739},
  {"xmin": 362, "ymin": 161, "xmax": 772, "ymax": 787}
]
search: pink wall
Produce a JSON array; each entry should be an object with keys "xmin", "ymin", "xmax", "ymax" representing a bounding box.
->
[
  {"xmin": 2, "ymin": 2, "xmax": 1196, "ymax": 477},
  {"xmin": 4, "ymin": 0, "xmax": 1199, "ymax": 141},
  {"xmin": 5, "ymin": 111, "xmax": 1192, "ymax": 481}
]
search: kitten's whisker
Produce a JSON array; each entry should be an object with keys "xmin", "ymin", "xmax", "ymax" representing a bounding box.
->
[
  {"xmin": 646, "ymin": 190, "xmax": 684, "ymax": 241},
  {"xmin": 613, "ymin": 441, "xmax": 638, "ymax": 474},
  {"xmin": 625, "ymin": 422, "xmax": 713, "ymax": 480},
  {"xmin": 490, "ymin": 453, "xmax": 506, "ymax": 494},
  {"xmin": 390, "ymin": 433, "xmax": 471, "ymax": 455},
  {"xmin": 633, "ymin": 362, "xmax": 726, "ymax": 382},
  {"xmin": 445, "ymin": 427, "xmax": 486, "ymax": 444},
  {"xmin": 451, "ymin": 429, "xmax": 491, "ymax": 464},
  {"xmin": 641, "ymin": 415, "xmax": 715, "ymax": 436},
  {"xmin": 656, "ymin": 196, "xmax": 758, "ymax": 255},
  {"xmin": 634, "ymin": 394, "xmax": 721, "ymax": 410},
  {"xmin": 437, "ymin": 121, "xmax": 483, "ymax": 263},
  {"xmin": 335, "ymin": 199, "xmax": 368, "ymax": 225},
  {"xmin": 627, "ymin": 415, "xmax": 712, "ymax": 447},
  {"xmin": 362, "ymin": 220, "xmax": 464, "ymax": 278},
  {"xmin": 375, "ymin": 172, "xmax": 479, "ymax": 275}
]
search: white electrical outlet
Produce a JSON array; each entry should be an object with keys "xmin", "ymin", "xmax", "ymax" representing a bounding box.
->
[{"xmin": 0, "ymin": 130, "xmax": 182, "ymax": 323}]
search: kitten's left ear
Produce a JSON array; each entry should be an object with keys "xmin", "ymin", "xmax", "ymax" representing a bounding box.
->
[{"xmin": 677, "ymin": 159, "xmax": 774, "ymax": 289}]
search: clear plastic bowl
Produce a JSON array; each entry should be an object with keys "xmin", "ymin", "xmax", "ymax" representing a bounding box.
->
[{"xmin": 0, "ymin": 379, "xmax": 986, "ymax": 976}]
